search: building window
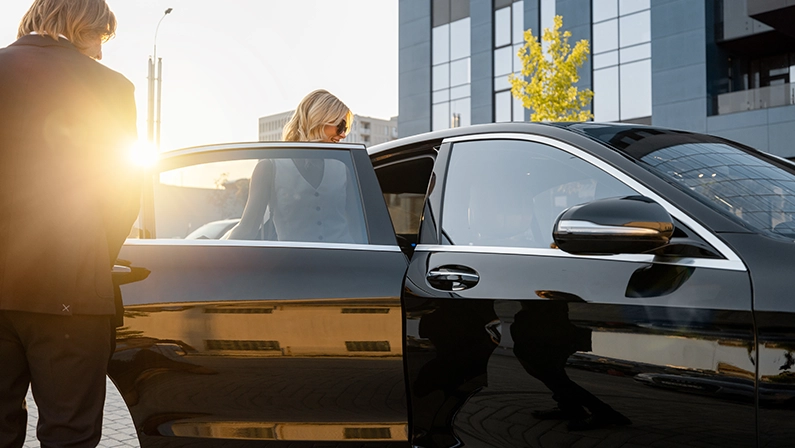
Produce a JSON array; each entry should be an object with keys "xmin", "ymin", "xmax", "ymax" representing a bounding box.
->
[
  {"xmin": 432, "ymin": 0, "xmax": 471, "ymax": 130},
  {"xmin": 494, "ymin": 0, "xmax": 525, "ymax": 122},
  {"xmin": 716, "ymin": 52, "xmax": 795, "ymax": 115},
  {"xmin": 592, "ymin": 0, "xmax": 651, "ymax": 123}
]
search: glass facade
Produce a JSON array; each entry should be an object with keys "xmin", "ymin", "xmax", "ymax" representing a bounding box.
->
[
  {"xmin": 432, "ymin": 1, "xmax": 471, "ymax": 131},
  {"xmin": 592, "ymin": 0, "xmax": 651, "ymax": 122},
  {"xmin": 493, "ymin": 0, "xmax": 525, "ymax": 122}
]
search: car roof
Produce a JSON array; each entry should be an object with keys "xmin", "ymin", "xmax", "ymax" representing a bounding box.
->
[
  {"xmin": 365, "ymin": 122, "xmax": 780, "ymax": 169},
  {"xmin": 366, "ymin": 121, "xmax": 708, "ymax": 158},
  {"xmin": 367, "ymin": 122, "xmax": 556, "ymax": 156}
]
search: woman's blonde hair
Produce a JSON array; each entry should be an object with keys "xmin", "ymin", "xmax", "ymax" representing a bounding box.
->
[
  {"xmin": 282, "ymin": 89, "xmax": 353, "ymax": 142},
  {"xmin": 18, "ymin": 0, "xmax": 117, "ymax": 52}
]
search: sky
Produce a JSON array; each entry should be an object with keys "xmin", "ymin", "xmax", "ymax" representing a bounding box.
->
[{"xmin": 0, "ymin": 0, "xmax": 399, "ymax": 152}]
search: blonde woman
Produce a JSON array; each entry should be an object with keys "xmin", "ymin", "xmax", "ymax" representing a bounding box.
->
[
  {"xmin": 282, "ymin": 89, "xmax": 353, "ymax": 143},
  {"xmin": 228, "ymin": 90, "xmax": 365, "ymax": 242}
]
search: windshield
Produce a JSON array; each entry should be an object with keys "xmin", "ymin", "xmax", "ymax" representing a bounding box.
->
[
  {"xmin": 640, "ymin": 142, "xmax": 795, "ymax": 237},
  {"xmin": 563, "ymin": 124, "xmax": 795, "ymax": 239}
]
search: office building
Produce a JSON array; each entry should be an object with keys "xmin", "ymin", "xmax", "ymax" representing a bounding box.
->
[{"xmin": 399, "ymin": 0, "xmax": 795, "ymax": 157}]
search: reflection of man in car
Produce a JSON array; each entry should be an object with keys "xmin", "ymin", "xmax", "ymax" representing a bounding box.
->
[
  {"xmin": 410, "ymin": 299, "xmax": 500, "ymax": 447},
  {"xmin": 227, "ymin": 89, "xmax": 366, "ymax": 243},
  {"xmin": 512, "ymin": 294, "xmax": 631, "ymax": 430}
]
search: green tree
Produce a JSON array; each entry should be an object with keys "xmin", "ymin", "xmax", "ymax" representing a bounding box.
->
[{"xmin": 509, "ymin": 15, "xmax": 594, "ymax": 121}]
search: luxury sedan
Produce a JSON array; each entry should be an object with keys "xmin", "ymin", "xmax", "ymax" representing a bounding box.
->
[{"xmin": 111, "ymin": 122, "xmax": 795, "ymax": 448}]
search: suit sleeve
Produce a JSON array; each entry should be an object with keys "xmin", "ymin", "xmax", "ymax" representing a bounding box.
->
[{"xmin": 101, "ymin": 76, "xmax": 142, "ymax": 265}]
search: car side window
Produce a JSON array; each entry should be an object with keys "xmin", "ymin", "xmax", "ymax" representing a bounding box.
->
[
  {"xmin": 153, "ymin": 151, "xmax": 367, "ymax": 243},
  {"xmin": 441, "ymin": 139, "xmax": 636, "ymax": 248}
]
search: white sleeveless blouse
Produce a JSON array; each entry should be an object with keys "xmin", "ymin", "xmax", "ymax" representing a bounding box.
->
[{"xmin": 271, "ymin": 159, "xmax": 356, "ymax": 243}]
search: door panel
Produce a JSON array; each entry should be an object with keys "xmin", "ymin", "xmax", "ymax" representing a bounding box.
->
[
  {"xmin": 405, "ymin": 251, "xmax": 755, "ymax": 448},
  {"xmin": 403, "ymin": 137, "xmax": 755, "ymax": 447},
  {"xmin": 110, "ymin": 145, "xmax": 409, "ymax": 447},
  {"xmin": 721, "ymin": 233, "xmax": 795, "ymax": 448}
]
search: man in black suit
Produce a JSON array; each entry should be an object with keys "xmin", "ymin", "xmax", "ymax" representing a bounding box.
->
[{"xmin": 0, "ymin": 0, "xmax": 140, "ymax": 446}]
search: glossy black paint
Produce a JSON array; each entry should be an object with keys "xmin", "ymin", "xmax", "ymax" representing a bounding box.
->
[
  {"xmin": 112, "ymin": 143, "xmax": 410, "ymax": 447},
  {"xmin": 403, "ymin": 250, "xmax": 756, "ymax": 447},
  {"xmin": 111, "ymin": 124, "xmax": 795, "ymax": 447},
  {"xmin": 350, "ymin": 147, "xmax": 398, "ymax": 246},
  {"xmin": 111, "ymin": 244, "xmax": 410, "ymax": 447},
  {"xmin": 371, "ymin": 127, "xmax": 765, "ymax": 447},
  {"xmin": 552, "ymin": 196, "xmax": 675, "ymax": 254},
  {"xmin": 720, "ymin": 233, "xmax": 795, "ymax": 448},
  {"xmin": 110, "ymin": 244, "xmax": 407, "ymax": 446}
]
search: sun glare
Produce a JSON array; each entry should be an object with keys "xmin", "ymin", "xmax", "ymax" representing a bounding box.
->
[{"xmin": 128, "ymin": 141, "xmax": 160, "ymax": 167}]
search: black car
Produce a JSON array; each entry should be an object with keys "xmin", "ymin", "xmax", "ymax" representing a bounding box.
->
[{"xmin": 112, "ymin": 123, "xmax": 795, "ymax": 448}]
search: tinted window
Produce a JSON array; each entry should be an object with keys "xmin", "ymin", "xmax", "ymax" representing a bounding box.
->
[
  {"xmin": 441, "ymin": 139, "xmax": 635, "ymax": 248},
  {"xmin": 155, "ymin": 150, "xmax": 367, "ymax": 243}
]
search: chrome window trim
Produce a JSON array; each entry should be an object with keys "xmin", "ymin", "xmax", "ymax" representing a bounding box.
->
[
  {"xmin": 162, "ymin": 142, "xmax": 365, "ymax": 159},
  {"xmin": 372, "ymin": 153, "xmax": 437, "ymax": 170},
  {"xmin": 440, "ymin": 133, "xmax": 747, "ymax": 270},
  {"xmin": 414, "ymin": 244, "xmax": 746, "ymax": 272},
  {"xmin": 124, "ymin": 239, "xmax": 401, "ymax": 253}
]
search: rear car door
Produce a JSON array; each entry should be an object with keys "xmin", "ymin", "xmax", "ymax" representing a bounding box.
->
[
  {"xmin": 400, "ymin": 133, "xmax": 756, "ymax": 448},
  {"xmin": 110, "ymin": 143, "xmax": 409, "ymax": 447}
]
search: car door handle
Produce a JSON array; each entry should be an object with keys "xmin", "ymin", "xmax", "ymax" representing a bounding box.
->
[
  {"xmin": 111, "ymin": 262, "xmax": 151, "ymax": 286},
  {"xmin": 112, "ymin": 265, "xmax": 132, "ymax": 275},
  {"xmin": 427, "ymin": 265, "xmax": 480, "ymax": 291}
]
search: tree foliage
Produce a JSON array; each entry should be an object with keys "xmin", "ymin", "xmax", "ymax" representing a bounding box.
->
[{"xmin": 509, "ymin": 15, "xmax": 594, "ymax": 122}]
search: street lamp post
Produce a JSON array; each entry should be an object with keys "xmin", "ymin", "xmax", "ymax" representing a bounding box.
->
[{"xmin": 147, "ymin": 8, "xmax": 173, "ymax": 150}]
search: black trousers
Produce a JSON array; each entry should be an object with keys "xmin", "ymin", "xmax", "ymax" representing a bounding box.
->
[{"xmin": 0, "ymin": 311, "xmax": 112, "ymax": 448}]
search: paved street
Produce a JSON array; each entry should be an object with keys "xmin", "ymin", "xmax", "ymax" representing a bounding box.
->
[{"xmin": 23, "ymin": 377, "xmax": 140, "ymax": 448}]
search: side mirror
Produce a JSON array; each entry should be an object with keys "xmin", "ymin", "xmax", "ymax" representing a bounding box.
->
[{"xmin": 553, "ymin": 196, "xmax": 674, "ymax": 255}]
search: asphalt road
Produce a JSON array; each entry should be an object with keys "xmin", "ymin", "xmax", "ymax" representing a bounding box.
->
[{"xmin": 23, "ymin": 377, "xmax": 140, "ymax": 448}]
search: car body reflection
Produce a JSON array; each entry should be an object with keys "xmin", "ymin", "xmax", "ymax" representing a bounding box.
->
[{"xmin": 108, "ymin": 300, "xmax": 407, "ymax": 444}]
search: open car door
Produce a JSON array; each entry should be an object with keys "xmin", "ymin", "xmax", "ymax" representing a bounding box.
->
[{"xmin": 110, "ymin": 142, "xmax": 409, "ymax": 447}]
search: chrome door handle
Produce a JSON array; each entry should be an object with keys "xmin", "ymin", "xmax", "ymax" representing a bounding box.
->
[
  {"xmin": 427, "ymin": 265, "xmax": 480, "ymax": 291},
  {"xmin": 112, "ymin": 265, "xmax": 132, "ymax": 275}
]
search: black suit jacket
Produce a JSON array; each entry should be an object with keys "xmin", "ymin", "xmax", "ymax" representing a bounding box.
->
[{"xmin": 0, "ymin": 35, "xmax": 140, "ymax": 316}]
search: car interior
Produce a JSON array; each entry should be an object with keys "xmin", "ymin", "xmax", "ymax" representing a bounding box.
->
[{"xmin": 375, "ymin": 155, "xmax": 435, "ymax": 256}]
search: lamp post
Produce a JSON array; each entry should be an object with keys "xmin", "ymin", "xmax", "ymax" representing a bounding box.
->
[{"xmin": 147, "ymin": 7, "xmax": 173, "ymax": 150}]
